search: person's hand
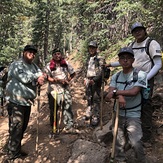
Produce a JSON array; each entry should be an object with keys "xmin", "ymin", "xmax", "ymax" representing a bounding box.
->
[
  {"xmin": 89, "ymin": 79, "xmax": 94, "ymax": 85},
  {"xmin": 105, "ymin": 63, "xmax": 111, "ymax": 67},
  {"xmin": 37, "ymin": 75, "xmax": 45, "ymax": 85},
  {"xmin": 42, "ymin": 72, "xmax": 47, "ymax": 79},
  {"xmin": 57, "ymin": 79, "xmax": 69, "ymax": 85},
  {"xmin": 105, "ymin": 92, "xmax": 113, "ymax": 102},
  {"xmin": 118, "ymin": 95, "xmax": 126, "ymax": 109},
  {"xmin": 84, "ymin": 78, "xmax": 89, "ymax": 86}
]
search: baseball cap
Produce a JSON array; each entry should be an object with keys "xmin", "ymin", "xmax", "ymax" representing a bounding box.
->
[
  {"xmin": 24, "ymin": 45, "xmax": 37, "ymax": 53},
  {"xmin": 88, "ymin": 41, "xmax": 98, "ymax": 48},
  {"xmin": 118, "ymin": 47, "xmax": 134, "ymax": 57},
  {"xmin": 131, "ymin": 22, "xmax": 146, "ymax": 33},
  {"xmin": 52, "ymin": 48, "xmax": 62, "ymax": 55}
]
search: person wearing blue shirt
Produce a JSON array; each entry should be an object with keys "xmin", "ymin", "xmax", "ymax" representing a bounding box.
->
[{"xmin": 105, "ymin": 47, "xmax": 147, "ymax": 163}]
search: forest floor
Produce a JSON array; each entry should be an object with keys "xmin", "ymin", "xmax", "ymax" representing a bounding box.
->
[{"xmin": 0, "ymin": 54, "xmax": 163, "ymax": 163}]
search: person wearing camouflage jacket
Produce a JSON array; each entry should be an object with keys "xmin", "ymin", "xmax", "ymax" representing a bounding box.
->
[{"xmin": 5, "ymin": 45, "xmax": 45, "ymax": 161}]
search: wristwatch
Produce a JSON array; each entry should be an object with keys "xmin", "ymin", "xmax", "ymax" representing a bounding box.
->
[{"xmin": 113, "ymin": 89, "xmax": 117, "ymax": 97}]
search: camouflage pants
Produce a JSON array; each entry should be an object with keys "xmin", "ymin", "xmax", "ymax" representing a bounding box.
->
[
  {"xmin": 6, "ymin": 102, "xmax": 31, "ymax": 159},
  {"xmin": 48, "ymin": 89, "xmax": 73, "ymax": 129}
]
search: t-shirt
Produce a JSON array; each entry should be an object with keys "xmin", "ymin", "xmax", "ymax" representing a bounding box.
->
[
  {"xmin": 45, "ymin": 61, "xmax": 75, "ymax": 93},
  {"xmin": 132, "ymin": 37, "xmax": 162, "ymax": 73},
  {"xmin": 110, "ymin": 69, "xmax": 147, "ymax": 118},
  {"xmin": 87, "ymin": 56, "xmax": 96, "ymax": 78}
]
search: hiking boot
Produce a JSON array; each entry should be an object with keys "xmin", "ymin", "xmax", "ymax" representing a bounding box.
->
[
  {"xmin": 83, "ymin": 115, "xmax": 90, "ymax": 121},
  {"xmin": 3, "ymin": 157, "xmax": 20, "ymax": 163},
  {"xmin": 3, "ymin": 157, "xmax": 24, "ymax": 163},
  {"xmin": 20, "ymin": 150, "xmax": 28, "ymax": 157},
  {"xmin": 3, "ymin": 150, "xmax": 28, "ymax": 163},
  {"xmin": 62, "ymin": 126, "xmax": 80, "ymax": 134},
  {"xmin": 90, "ymin": 115, "xmax": 99, "ymax": 126},
  {"xmin": 85, "ymin": 106, "xmax": 92, "ymax": 118}
]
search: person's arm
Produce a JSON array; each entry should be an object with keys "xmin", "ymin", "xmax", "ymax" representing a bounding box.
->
[
  {"xmin": 67, "ymin": 62, "xmax": 76, "ymax": 81},
  {"xmin": 69, "ymin": 72, "xmax": 76, "ymax": 81},
  {"xmin": 8, "ymin": 61, "xmax": 44, "ymax": 85},
  {"xmin": 105, "ymin": 87, "xmax": 127, "ymax": 108},
  {"xmin": 147, "ymin": 56, "xmax": 162, "ymax": 80},
  {"xmin": 116, "ymin": 86, "xmax": 141, "ymax": 96},
  {"xmin": 106, "ymin": 61, "xmax": 120, "ymax": 67}
]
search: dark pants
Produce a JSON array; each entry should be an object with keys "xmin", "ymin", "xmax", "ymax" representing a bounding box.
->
[
  {"xmin": 7, "ymin": 102, "xmax": 31, "ymax": 159},
  {"xmin": 141, "ymin": 78, "xmax": 154, "ymax": 141},
  {"xmin": 85, "ymin": 80, "xmax": 102, "ymax": 117},
  {"xmin": 48, "ymin": 91, "xmax": 73, "ymax": 129}
]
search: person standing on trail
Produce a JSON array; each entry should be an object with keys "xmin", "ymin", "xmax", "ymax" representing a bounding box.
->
[
  {"xmin": 83, "ymin": 41, "xmax": 105, "ymax": 126},
  {"xmin": 106, "ymin": 22, "xmax": 162, "ymax": 145},
  {"xmin": 105, "ymin": 47, "xmax": 148, "ymax": 163},
  {"xmin": 5, "ymin": 45, "xmax": 45, "ymax": 161},
  {"xmin": 44, "ymin": 48, "xmax": 76, "ymax": 132},
  {"xmin": 0, "ymin": 65, "xmax": 8, "ymax": 116}
]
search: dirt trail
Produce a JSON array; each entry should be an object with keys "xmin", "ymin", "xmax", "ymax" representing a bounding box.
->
[{"xmin": 0, "ymin": 54, "xmax": 163, "ymax": 163}]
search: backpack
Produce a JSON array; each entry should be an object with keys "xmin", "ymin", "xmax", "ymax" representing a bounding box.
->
[
  {"xmin": 93, "ymin": 57, "xmax": 110, "ymax": 79},
  {"xmin": 115, "ymin": 69, "xmax": 150, "ymax": 109},
  {"xmin": 115, "ymin": 68, "xmax": 139, "ymax": 90},
  {"xmin": 115, "ymin": 69, "xmax": 142, "ymax": 110},
  {"xmin": 130, "ymin": 38, "xmax": 154, "ymax": 67},
  {"xmin": 0, "ymin": 67, "xmax": 8, "ymax": 89}
]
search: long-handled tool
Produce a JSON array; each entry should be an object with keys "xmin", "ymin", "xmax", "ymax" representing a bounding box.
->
[
  {"xmin": 100, "ymin": 66, "xmax": 105, "ymax": 130},
  {"xmin": 57, "ymin": 91, "xmax": 64, "ymax": 133},
  {"xmin": 109, "ymin": 99, "xmax": 120, "ymax": 163},
  {"xmin": 52, "ymin": 91, "xmax": 57, "ymax": 134},
  {"xmin": 36, "ymin": 86, "xmax": 41, "ymax": 153},
  {"xmin": 0, "ymin": 97, "xmax": 4, "ymax": 117}
]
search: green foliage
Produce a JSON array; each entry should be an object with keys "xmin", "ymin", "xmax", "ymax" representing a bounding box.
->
[{"xmin": 1, "ymin": 0, "xmax": 163, "ymax": 67}]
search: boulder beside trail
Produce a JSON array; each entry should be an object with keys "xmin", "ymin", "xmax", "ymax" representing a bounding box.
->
[
  {"xmin": 93, "ymin": 120, "xmax": 113, "ymax": 144},
  {"xmin": 67, "ymin": 139, "xmax": 109, "ymax": 163}
]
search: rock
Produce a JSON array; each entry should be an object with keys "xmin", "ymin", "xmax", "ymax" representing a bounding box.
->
[
  {"xmin": 93, "ymin": 120, "xmax": 112, "ymax": 143},
  {"xmin": 67, "ymin": 139, "xmax": 108, "ymax": 163}
]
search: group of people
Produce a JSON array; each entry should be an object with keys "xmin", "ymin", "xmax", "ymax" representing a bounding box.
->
[{"xmin": 3, "ymin": 22, "xmax": 162, "ymax": 163}]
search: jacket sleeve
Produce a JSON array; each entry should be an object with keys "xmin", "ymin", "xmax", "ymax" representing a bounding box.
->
[{"xmin": 8, "ymin": 60, "xmax": 42, "ymax": 84}]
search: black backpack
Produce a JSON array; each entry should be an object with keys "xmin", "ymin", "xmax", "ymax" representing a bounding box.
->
[
  {"xmin": 115, "ymin": 69, "xmax": 142, "ymax": 110},
  {"xmin": 94, "ymin": 57, "xmax": 110, "ymax": 79}
]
